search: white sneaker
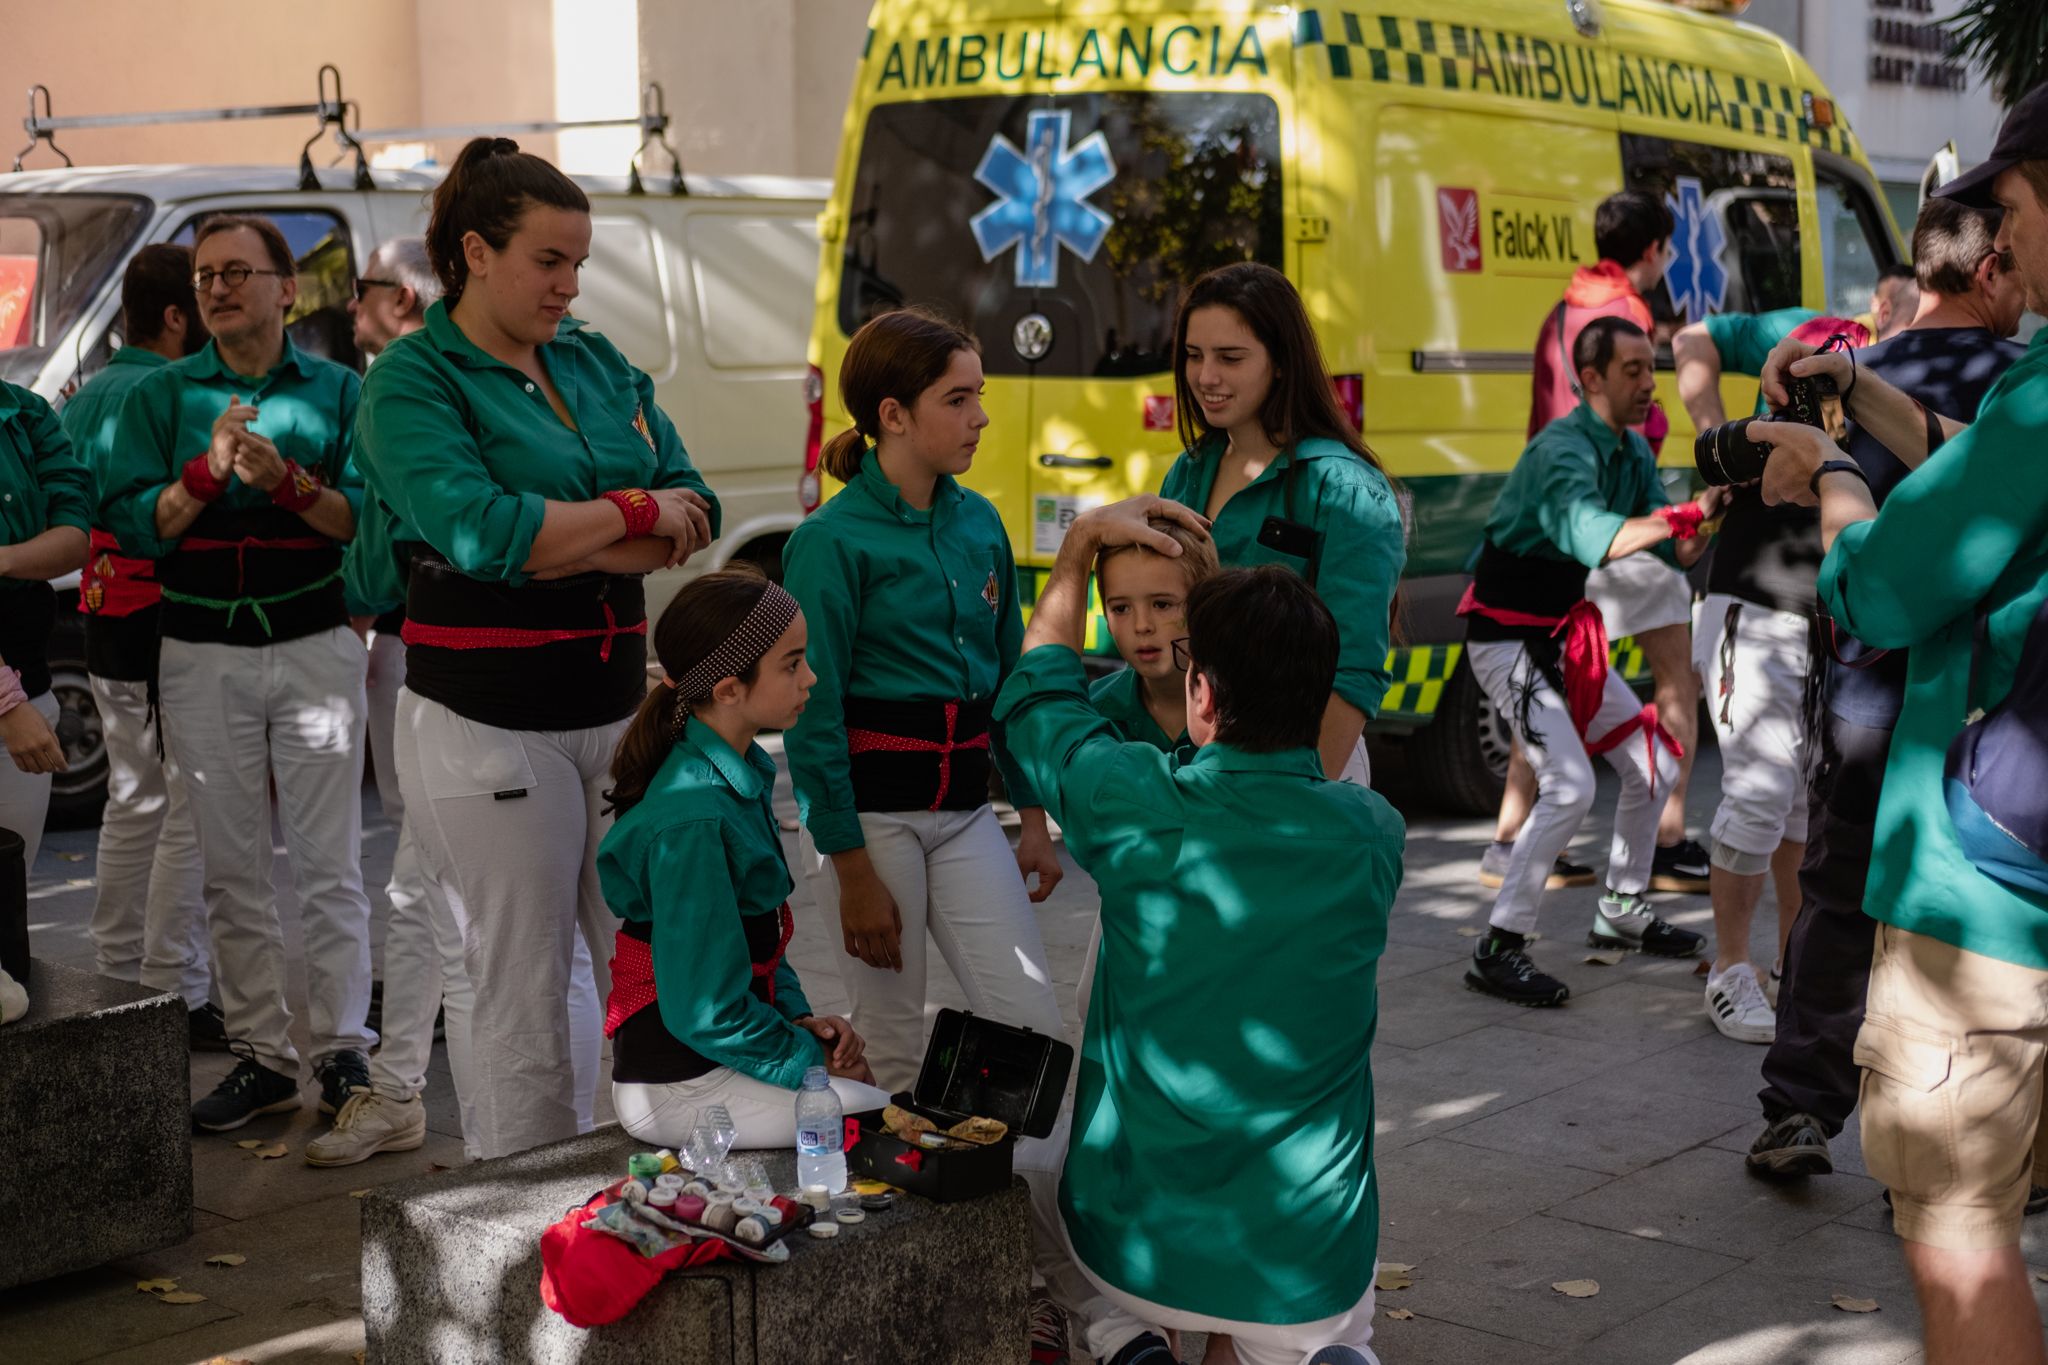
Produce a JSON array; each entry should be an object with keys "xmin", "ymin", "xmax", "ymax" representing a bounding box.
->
[
  {"xmin": 1706, "ymin": 963, "xmax": 1776, "ymax": 1044},
  {"xmin": 0, "ymin": 966, "xmax": 24, "ymax": 1025},
  {"xmin": 304, "ymin": 1091, "xmax": 427, "ymax": 1167},
  {"xmin": 1765, "ymin": 963, "xmax": 1783, "ymax": 1010}
]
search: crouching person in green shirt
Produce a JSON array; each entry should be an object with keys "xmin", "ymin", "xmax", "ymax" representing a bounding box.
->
[{"xmin": 998, "ymin": 496, "xmax": 1405, "ymax": 1365}]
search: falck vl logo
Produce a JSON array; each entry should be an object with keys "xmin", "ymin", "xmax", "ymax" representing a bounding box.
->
[
  {"xmin": 1664, "ymin": 176, "xmax": 1730, "ymax": 321},
  {"xmin": 1437, "ymin": 188, "xmax": 1482, "ymax": 273},
  {"xmin": 971, "ymin": 110, "xmax": 1116, "ymax": 289}
]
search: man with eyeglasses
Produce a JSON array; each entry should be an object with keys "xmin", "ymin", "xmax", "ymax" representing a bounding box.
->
[
  {"xmin": 102, "ymin": 214, "xmax": 379, "ymax": 1133},
  {"xmin": 349, "ymin": 236, "xmax": 436, "ymax": 361}
]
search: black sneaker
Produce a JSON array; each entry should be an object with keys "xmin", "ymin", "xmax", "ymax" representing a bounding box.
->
[
  {"xmin": 192, "ymin": 1043, "xmax": 301, "ymax": 1132},
  {"xmin": 1465, "ymin": 939, "xmax": 1570, "ymax": 1007},
  {"xmin": 1102, "ymin": 1333, "xmax": 1175, "ymax": 1365},
  {"xmin": 187, "ymin": 1001, "xmax": 230, "ymax": 1052},
  {"xmin": 362, "ymin": 978, "xmax": 384, "ymax": 1037},
  {"xmin": 1650, "ymin": 838, "xmax": 1711, "ymax": 893},
  {"xmin": 315, "ymin": 1049, "xmax": 372, "ymax": 1116},
  {"xmin": 1745, "ymin": 1112, "xmax": 1833, "ymax": 1179},
  {"xmin": 1590, "ymin": 892, "xmax": 1706, "ymax": 958}
]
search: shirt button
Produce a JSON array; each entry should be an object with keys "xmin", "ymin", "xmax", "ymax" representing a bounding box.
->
[{"xmin": 524, "ymin": 382, "xmax": 536, "ymax": 394}]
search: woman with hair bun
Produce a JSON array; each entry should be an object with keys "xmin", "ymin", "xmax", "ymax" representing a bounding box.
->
[{"xmin": 351, "ymin": 136, "xmax": 718, "ymax": 1159}]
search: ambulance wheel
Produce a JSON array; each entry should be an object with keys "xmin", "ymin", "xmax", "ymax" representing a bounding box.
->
[
  {"xmin": 46, "ymin": 614, "xmax": 108, "ymax": 830},
  {"xmin": 1408, "ymin": 657, "xmax": 1510, "ymax": 816}
]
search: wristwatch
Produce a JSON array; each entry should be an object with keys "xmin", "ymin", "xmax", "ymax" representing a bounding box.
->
[{"xmin": 1809, "ymin": 459, "xmax": 1869, "ymax": 499}]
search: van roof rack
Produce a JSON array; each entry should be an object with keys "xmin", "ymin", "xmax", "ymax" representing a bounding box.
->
[
  {"xmin": 353, "ymin": 81, "xmax": 687, "ymax": 196},
  {"xmin": 13, "ymin": 64, "xmax": 371, "ymax": 190}
]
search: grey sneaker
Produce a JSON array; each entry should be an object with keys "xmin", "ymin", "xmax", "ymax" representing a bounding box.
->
[
  {"xmin": 305, "ymin": 1091, "xmax": 427, "ymax": 1168},
  {"xmin": 1590, "ymin": 892, "xmax": 1703, "ymax": 958},
  {"xmin": 1746, "ymin": 1112, "xmax": 1833, "ymax": 1179}
]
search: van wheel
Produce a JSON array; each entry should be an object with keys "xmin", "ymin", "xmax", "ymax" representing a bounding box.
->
[
  {"xmin": 1407, "ymin": 657, "xmax": 1510, "ymax": 817},
  {"xmin": 47, "ymin": 614, "xmax": 108, "ymax": 830}
]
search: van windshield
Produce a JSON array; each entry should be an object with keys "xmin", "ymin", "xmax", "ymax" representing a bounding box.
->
[
  {"xmin": 840, "ymin": 92, "xmax": 1284, "ymax": 377},
  {"xmin": 0, "ymin": 194, "xmax": 152, "ymax": 389}
]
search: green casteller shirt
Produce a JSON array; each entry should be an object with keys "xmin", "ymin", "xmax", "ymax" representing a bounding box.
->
[
  {"xmin": 996, "ymin": 645, "xmax": 1405, "ymax": 1325},
  {"xmin": 782, "ymin": 449, "xmax": 1038, "ymax": 854},
  {"xmin": 352, "ymin": 301, "xmax": 717, "ymax": 588},
  {"xmin": 1817, "ymin": 329, "xmax": 2048, "ymax": 971},
  {"xmin": 596, "ymin": 724, "xmax": 821, "ymax": 1089},
  {"xmin": 343, "ymin": 489, "xmax": 408, "ymax": 617},
  {"xmin": 58, "ymin": 346, "xmax": 166, "ymax": 493},
  {"xmin": 1087, "ymin": 666, "xmax": 1190, "ymax": 756},
  {"xmin": 1705, "ymin": 307, "xmax": 1819, "ymax": 398},
  {"xmin": 0, "ymin": 382, "xmax": 92, "ymax": 576},
  {"xmin": 1159, "ymin": 436, "xmax": 1404, "ymax": 717},
  {"xmin": 100, "ymin": 338, "xmax": 363, "ymax": 560},
  {"xmin": 1485, "ymin": 400, "xmax": 1678, "ymax": 570}
]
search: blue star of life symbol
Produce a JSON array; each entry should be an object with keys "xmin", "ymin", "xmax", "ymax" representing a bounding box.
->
[
  {"xmin": 1663, "ymin": 176, "xmax": 1730, "ymax": 321},
  {"xmin": 971, "ymin": 110, "xmax": 1116, "ymax": 289}
]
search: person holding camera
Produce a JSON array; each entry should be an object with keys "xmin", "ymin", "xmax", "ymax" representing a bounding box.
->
[
  {"xmin": 1673, "ymin": 311, "xmax": 1870, "ymax": 1043},
  {"xmin": 1462, "ymin": 317, "xmax": 1718, "ymax": 1007},
  {"xmin": 1742, "ymin": 197, "xmax": 2027, "ymax": 1185},
  {"xmin": 1751, "ymin": 86, "xmax": 2048, "ymax": 1361}
]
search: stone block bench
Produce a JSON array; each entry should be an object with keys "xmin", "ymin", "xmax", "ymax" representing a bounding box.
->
[
  {"xmin": 362, "ymin": 1125, "xmax": 1031, "ymax": 1364},
  {"xmin": 0, "ymin": 960, "xmax": 191, "ymax": 1290}
]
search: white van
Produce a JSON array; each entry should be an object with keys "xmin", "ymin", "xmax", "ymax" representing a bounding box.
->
[{"xmin": 1, "ymin": 163, "xmax": 825, "ymax": 822}]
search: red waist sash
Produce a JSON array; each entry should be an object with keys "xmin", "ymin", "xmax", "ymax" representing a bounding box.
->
[
  {"xmin": 81, "ymin": 529, "xmax": 161, "ymax": 617},
  {"xmin": 602, "ymin": 902, "xmax": 797, "ymax": 1038},
  {"xmin": 846, "ymin": 700, "xmax": 991, "ymax": 811},
  {"xmin": 401, "ymin": 600, "xmax": 645, "ymax": 663}
]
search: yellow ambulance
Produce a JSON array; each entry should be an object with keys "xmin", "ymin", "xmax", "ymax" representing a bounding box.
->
[{"xmin": 802, "ymin": 0, "xmax": 1902, "ymax": 812}]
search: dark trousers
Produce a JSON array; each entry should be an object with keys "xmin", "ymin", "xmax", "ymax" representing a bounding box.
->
[{"xmin": 1757, "ymin": 707, "xmax": 1896, "ymax": 1136}]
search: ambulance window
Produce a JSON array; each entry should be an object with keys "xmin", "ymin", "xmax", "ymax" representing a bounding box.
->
[
  {"xmin": 1621, "ymin": 135, "xmax": 1803, "ymax": 326},
  {"xmin": 1815, "ymin": 171, "xmax": 1890, "ymax": 319},
  {"xmin": 839, "ymin": 93, "xmax": 1283, "ymax": 376},
  {"xmin": 171, "ymin": 209, "xmax": 361, "ymax": 370}
]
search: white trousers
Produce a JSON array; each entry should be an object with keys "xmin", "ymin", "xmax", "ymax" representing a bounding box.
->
[
  {"xmin": 1468, "ymin": 638, "xmax": 1677, "ymax": 935},
  {"xmin": 159, "ymin": 628, "xmax": 376, "ymax": 1072},
  {"xmin": 0, "ymin": 691, "xmax": 57, "ymax": 874},
  {"xmin": 1016, "ymin": 1111, "xmax": 1381, "ymax": 1365},
  {"xmin": 800, "ymin": 806, "xmax": 1066, "ymax": 1093},
  {"xmin": 362, "ymin": 635, "xmax": 477, "ymax": 1150},
  {"xmin": 1692, "ymin": 594, "xmax": 1812, "ymax": 863},
  {"xmin": 613, "ymin": 1069, "xmax": 892, "ymax": 1151},
  {"xmin": 85, "ymin": 675, "xmax": 209, "ymax": 1007},
  {"xmin": 395, "ymin": 688, "xmax": 614, "ymax": 1159}
]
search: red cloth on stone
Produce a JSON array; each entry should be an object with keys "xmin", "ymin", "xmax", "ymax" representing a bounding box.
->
[{"xmin": 539, "ymin": 1182, "xmax": 731, "ymax": 1328}]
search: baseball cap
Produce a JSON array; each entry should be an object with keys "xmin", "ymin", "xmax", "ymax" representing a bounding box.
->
[{"xmin": 1936, "ymin": 82, "xmax": 2048, "ymax": 208}]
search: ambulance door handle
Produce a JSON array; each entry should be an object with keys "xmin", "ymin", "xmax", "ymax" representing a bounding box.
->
[{"xmin": 1039, "ymin": 453, "xmax": 1112, "ymax": 469}]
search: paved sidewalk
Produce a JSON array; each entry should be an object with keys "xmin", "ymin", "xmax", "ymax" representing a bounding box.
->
[{"xmin": 4, "ymin": 746, "xmax": 2042, "ymax": 1362}]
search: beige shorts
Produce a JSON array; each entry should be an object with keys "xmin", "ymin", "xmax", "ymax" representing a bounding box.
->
[
  {"xmin": 1585, "ymin": 553, "xmax": 1692, "ymax": 640},
  {"xmin": 1854, "ymin": 924, "xmax": 2048, "ymax": 1250}
]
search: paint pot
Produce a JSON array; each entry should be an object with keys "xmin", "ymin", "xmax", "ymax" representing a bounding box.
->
[
  {"xmin": 834, "ymin": 1207, "xmax": 866, "ymax": 1225},
  {"xmin": 703, "ymin": 1199, "xmax": 740, "ymax": 1235},
  {"xmin": 861, "ymin": 1191, "xmax": 896, "ymax": 1212},
  {"xmin": 757, "ymin": 1205, "xmax": 784, "ymax": 1227},
  {"xmin": 672, "ymin": 1194, "xmax": 707, "ymax": 1223},
  {"xmin": 618, "ymin": 1179, "xmax": 650, "ymax": 1204},
  {"xmin": 734, "ymin": 1215, "xmax": 770, "ymax": 1245},
  {"xmin": 808, "ymin": 1221, "xmax": 840, "ymax": 1240},
  {"xmin": 802, "ymin": 1185, "xmax": 831, "ymax": 1212},
  {"xmin": 682, "ymin": 1180, "xmax": 713, "ymax": 1200},
  {"xmin": 654, "ymin": 1148, "xmax": 680, "ymax": 1174},
  {"xmin": 649, "ymin": 1187, "xmax": 679, "ymax": 1211},
  {"xmin": 655, "ymin": 1173, "xmax": 685, "ymax": 1193},
  {"xmin": 627, "ymin": 1153, "xmax": 663, "ymax": 1183}
]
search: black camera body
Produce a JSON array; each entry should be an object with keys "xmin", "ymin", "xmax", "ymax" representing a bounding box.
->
[{"xmin": 1693, "ymin": 371, "xmax": 1837, "ymax": 486}]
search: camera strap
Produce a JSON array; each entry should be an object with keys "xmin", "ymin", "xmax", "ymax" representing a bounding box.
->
[{"xmin": 1555, "ymin": 302, "xmax": 1581, "ymax": 399}]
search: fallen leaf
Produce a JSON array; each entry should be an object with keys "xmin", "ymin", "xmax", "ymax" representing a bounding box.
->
[
  {"xmin": 1693, "ymin": 960, "xmax": 1711, "ymax": 977},
  {"xmin": 159, "ymin": 1291, "xmax": 206, "ymax": 1304},
  {"xmin": 1384, "ymin": 1308, "xmax": 1415, "ymax": 1321},
  {"xmin": 353, "ymin": 1352, "xmax": 366, "ymax": 1365},
  {"xmin": 427, "ymin": 1162, "xmax": 452, "ymax": 1173},
  {"xmin": 204, "ymin": 1253, "xmax": 246, "ymax": 1267},
  {"xmin": 1552, "ymin": 1279, "xmax": 1601, "ymax": 1298},
  {"xmin": 1831, "ymin": 1294, "xmax": 1879, "ymax": 1313},
  {"xmin": 250, "ymin": 1143, "xmax": 288, "ymax": 1160},
  {"xmin": 349, "ymin": 1188, "xmax": 372, "ymax": 1199},
  {"xmin": 1375, "ymin": 1263, "xmax": 1414, "ymax": 1291},
  {"xmin": 204, "ymin": 1357, "xmax": 253, "ymax": 1365},
  {"xmin": 234, "ymin": 1140, "xmax": 264, "ymax": 1150},
  {"xmin": 135, "ymin": 1278, "xmax": 177, "ymax": 1294},
  {"xmin": 1454, "ymin": 927, "xmax": 1483, "ymax": 938},
  {"xmin": 2036, "ymin": 1269, "xmax": 2048, "ymax": 1283},
  {"xmin": 56, "ymin": 851, "xmax": 84, "ymax": 861},
  {"xmin": 1583, "ymin": 950, "xmax": 1625, "ymax": 966}
]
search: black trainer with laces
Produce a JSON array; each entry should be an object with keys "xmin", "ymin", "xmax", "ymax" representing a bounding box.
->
[
  {"xmin": 191, "ymin": 1043, "xmax": 301, "ymax": 1132},
  {"xmin": 1649, "ymin": 838, "xmax": 1712, "ymax": 893},
  {"xmin": 315, "ymin": 1049, "xmax": 372, "ymax": 1115},
  {"xmin": 1745, "ymin": 1112, "xmax": 1833, "ymax": 1179},
  {"xmin": 1103, "ymin": 1332, "xmax": 1176, "ymax": 1365},
  {"xmin": 187, "ymin": 1001, "xmax": 230, "ymax": 1052},
  {"xmin": 1028, "ymin": 1288, "xmax": 1070, "ymax": 1365},
  {"xmin": 1465, "ymin": 937, "xmax": 1571, "ymax": 1007},
  {"xmin": 1589, "ymin": 893, "xmax": 1705, "ymax": 958}
]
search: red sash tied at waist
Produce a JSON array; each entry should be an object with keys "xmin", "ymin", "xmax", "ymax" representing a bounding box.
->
[
  {"xmin": 81, "ymin": 529, "xmax": 162, "ymax": 617},
  {"xmin": 1457, "ymin": 584, "xmax": 1683, "ymax": 796},
  {"xmin": 602, "ymin": 902, "xmax": 798, "ymax": 1039},
  {"xmin": 402, "ymin": 600, "xmax": 645, "ymax": 663},
  {"xmin": 846, "ymin": 700, "xmax": 990, "ymax": 811},
  {"xmin": 180, "ymin": 534, "xmax": 334, "ymax": 596}
]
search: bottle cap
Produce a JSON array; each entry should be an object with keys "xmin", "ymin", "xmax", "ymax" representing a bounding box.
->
[
  {"xmin": 803, "ymin": 1065, "xmax": 828, "ymax": 1088},
  {"xmin": 808, "ymin": 1221, "xmax": 840, "ymax": 1239},
  {"xmin": 627, "ymin": 1153, "xmax": 663, "ymax": 1181},
  {"xmin": 734, "ymin": 1216, "xmax": 770, "ymax": 1245},
  {"xmin": 834, "ymin": 1207, "xmax": 866, "ymax": 1225},
  {"xmin": 655, "ymin": 1173, "xmax": 685, "ymax": 1192}
]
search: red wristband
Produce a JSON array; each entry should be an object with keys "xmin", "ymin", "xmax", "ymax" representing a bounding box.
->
[
  {"xmin": 603, "ymin": 488, "xmax": 659, "ymax": 538},
  {"xmin": 181, "ymin": 455, "xmax": 228, "ymax": 503},
  {"xmin": 271, "ymin": 460, "xmax": 323, "ymax": 513},
  {"xmin": 1657, "ymin": 502, "xmax": 1705, "ymax": 541}
]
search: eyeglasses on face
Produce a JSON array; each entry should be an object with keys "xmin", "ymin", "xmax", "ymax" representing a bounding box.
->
[
  {"xmin": 193, "ymin": 265, "xmax": 290, "ymax": 291},
  {"xmin": 1171, "ymin": 636, "xmax": 1193, "ymax": 672},
  {"xmin": 352, "ymin": 277, "xmax": 399, "ymax": 302}
]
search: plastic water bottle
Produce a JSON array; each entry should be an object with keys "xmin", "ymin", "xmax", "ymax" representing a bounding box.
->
[{"xmin": 794, "ymin": 1066, "xmax": 847, "ymax": 1193}]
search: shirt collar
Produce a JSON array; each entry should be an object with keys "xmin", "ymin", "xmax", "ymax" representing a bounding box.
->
[
  {"xmin": 678, "ymin": 721, "xmax": 775, "ymax": 801},
  {"xmin": 1565, "ymin": 399, "xmax": 1629, "ymax": 458},
  {"xmin": 185, "ymin": 335, "xmax": 316, "ymax": 385},
  {"xmin": 1187, "ymin": 742, "xmax": 1324, "ymax": 779},
  {"xmin": 108, "ymin": 347, "xmax": 169, "ymax": 371},
  {"xmin": 855, "ymin": 447, "xmax": 964, "ymax": 522},
  {"xmin": 421, "ymin": 298, "xmax": 585, "ymax": 373}
]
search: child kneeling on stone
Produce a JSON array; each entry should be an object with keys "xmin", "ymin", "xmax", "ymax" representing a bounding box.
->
[{"xmin": 599, "ymin": 569, "xmax": 889, "ymax": 1148}]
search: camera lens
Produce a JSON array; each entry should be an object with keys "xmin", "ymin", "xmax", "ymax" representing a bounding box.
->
[{"xmin": 1693, "ymin": 417, "xmax": 1771, "ymax": 486}]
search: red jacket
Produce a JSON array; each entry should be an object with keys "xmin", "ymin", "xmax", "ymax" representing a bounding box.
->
[{"xmin": 1528, "ymin": 261, "xmax": 1668, "ymax": 452}]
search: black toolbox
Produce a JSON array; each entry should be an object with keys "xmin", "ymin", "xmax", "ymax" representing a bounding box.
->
[{"xmin": 847, "ymin": 1008, "xmax": 1073, "ymax": 1203}]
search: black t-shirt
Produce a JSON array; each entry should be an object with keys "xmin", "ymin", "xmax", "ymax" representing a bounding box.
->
[
  {"xmin": 1826, "ymin": 326, "xmax": 2027, "ymax": 727},
  {"xmin": 1705, "ymin": 486, "xmax": 1821, "ymax": 615}
]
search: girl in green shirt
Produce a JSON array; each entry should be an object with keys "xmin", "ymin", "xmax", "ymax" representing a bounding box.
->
[
  {"xmin": 1158, "ymin": 262, "xmax": 1407, "ymax": 783},
  {"xmin": 783, "ymin": 307, "xmax": 1067, "ymax": 1091},
  {"xmin": 600, "ymin": 569, "xmax": 887, "ymax": 1148}
]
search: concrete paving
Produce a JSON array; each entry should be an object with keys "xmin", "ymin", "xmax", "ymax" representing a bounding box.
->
[{"xmin": 4, "ymin": 743, "xmax": 2044, "ymax": 1363}]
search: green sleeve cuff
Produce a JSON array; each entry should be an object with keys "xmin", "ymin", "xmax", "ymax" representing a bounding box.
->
[{"xmin": 801, "ymin": 803, "xmax": 866, "ymax": 855}]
